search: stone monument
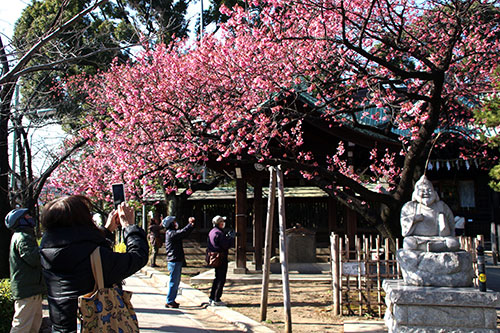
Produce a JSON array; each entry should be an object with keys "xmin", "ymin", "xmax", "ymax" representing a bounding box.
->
[
  {"xmin": 286, "ymin": 225, "xmax": 316, "ymax": 263},
  {"xmin": 383, "ymin": 175, "xmax": 500, "ymax": 332}
]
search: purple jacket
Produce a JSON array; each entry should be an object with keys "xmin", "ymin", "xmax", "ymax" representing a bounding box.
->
[{"xmin": 207, "ymin": 227, "xmax": 234, "ymax": 255}]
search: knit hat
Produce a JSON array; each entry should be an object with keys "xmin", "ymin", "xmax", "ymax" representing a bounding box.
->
[
  {"xmin": 162, "ymin": 216, "xmax": 176, "ymax": 229},
  {"xmin": 5, "ymin": 208, "xmax": 35, "ymax": 229}
]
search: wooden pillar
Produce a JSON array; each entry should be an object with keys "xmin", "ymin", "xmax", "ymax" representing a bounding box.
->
[
  {"xmin": 235, "ymin": 174, "xmax": 248, "ymax": 273},
  {"xmin": 346, "ymin": 208, "xmax": 357, "ymax": 243},
  {"xmin": 328, "ymin": 197, "xmax": 337, "ymax": 234},
  {"xmin": 253, "ymin": 178, "xmax": 263, "ymax": 272}
]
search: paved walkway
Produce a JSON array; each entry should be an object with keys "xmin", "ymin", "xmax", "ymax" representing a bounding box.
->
[
  {"xmin": 41, "ymin": 268, "xmax": 275, "ymax": 332},
  {"xmin": 132, "ymin": 267, "xmax": 275, "ymax": 332},
  {"xmin": 126, "ymin": 272, "xmax": 246, "ymax": 332}
]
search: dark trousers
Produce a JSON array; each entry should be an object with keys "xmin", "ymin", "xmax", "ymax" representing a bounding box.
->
[
  {"xmin": 210, "ymin": 260, "xmax": 228, "ymax": 301},
  {"xmin": 151, "ymin": 244, "xmax": 160, "ymax": 265}
]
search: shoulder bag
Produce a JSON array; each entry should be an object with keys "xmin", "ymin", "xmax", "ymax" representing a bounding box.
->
[
  {"xmin": 78, "ymin": 247, "xmax": 139, "ymax": 333},
  {"xmin": 205, "ymin": 250, "xmax": 224, "ymax": 268}
]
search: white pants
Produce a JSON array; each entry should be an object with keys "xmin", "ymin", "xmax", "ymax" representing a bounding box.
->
[{"xmin": 10, "ymin": 294, "xmax": 43, "ymax": 333}]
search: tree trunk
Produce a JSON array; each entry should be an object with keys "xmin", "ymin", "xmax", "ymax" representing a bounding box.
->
[{"xmin": 0, "ymin": 82, "xmax": 14, "ymax": 278}]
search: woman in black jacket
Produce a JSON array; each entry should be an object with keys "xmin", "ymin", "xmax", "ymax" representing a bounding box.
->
[{"xmin": 39, "ymin": 195, "xmax": 148, "ymax": 333}]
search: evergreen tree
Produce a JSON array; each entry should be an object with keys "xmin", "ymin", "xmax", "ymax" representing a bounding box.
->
[{"xmin": 476, "ymin": 68, "xmax": 500, "ymax": 191}]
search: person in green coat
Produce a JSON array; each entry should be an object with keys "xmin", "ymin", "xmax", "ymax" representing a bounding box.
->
[{"xmin": 5, "ymin": 208, "xmax": 46, "ymax": 333}]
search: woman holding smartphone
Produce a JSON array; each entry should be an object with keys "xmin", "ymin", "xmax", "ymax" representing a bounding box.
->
[{"xmin": 39, "ymin": 195, "xmax": 148, "ymax": 332}]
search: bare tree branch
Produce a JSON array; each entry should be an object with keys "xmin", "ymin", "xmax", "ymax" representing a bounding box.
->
[
  {"xmin": 13, "ymin": 45, "xmax": 138, "ymax": 79},
  {"xmin": 33, "ymin": 137, "xmax": 89, "ymax": 201},
  {"xmin": 0, "ymin": 0, "xmax": 108, "ymax": 85}
]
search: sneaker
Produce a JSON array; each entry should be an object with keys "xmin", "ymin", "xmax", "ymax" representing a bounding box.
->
[
  {"xmin": 151, "ymin": 264, "xmax": 158, "ymax": 267},
  {"xmin": 165, "ymin": 302, "xmax": 179, "ymax": 308},
  {"xmin": 208, "ymin": 299, "xmax": 215, "ymax": 306},
  {"xmin": 213, "ymin": 300, "xmax": 226, "ymax": 306}
]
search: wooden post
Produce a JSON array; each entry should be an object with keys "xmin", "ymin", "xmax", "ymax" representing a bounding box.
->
[
  {"xmin": 235, "ymin": 175, "xmax": 247, "ymax": 273},
  {"xmin": 497, "ymin": 224, "xmax": 500, "ymax": 260},
  {"xmin": 366, "ymin": 236, "xmax": 370, "ymax": 315},
  {"xmin": 142, "ymin": 202, "xmax": 147, "ymax": 230},
  {"xmin": 277, "ymin": 166, "xmax": 292, "ymax": 333},
  {"xmin": 339, "ymin": 235, "xmax": 344, "ymax": 315},
  {"xmin": 384, "ymin": 238, "xmax": 390, "ymax": 275},
  {"xmin": 376, "ymin": 235, "xmax": 382, "ymax": 318},
  {"xmin": 491, "ymin": 223, "xmax": 498, "ymax": 265},
  {"xmin": 328, "ymin": 197, "xmax": 337, "ymax": 234},
  {"xmin": 395, "ymin": 238, "xmax": 401, "ymax": 276},
  {"xmin": 254, "ymin": 178, "xmax": 263, "ymax": 271},
  {"xmin": 260, "ymin": 167, "xmax": 276, "ymax": 322},
  {"xmin": 356, "ymin": 236, "xmax": 362, "ymax": 316},
  {"xmin": 331, "ymin": 233, "xmax": 340, "ymax": 315}
]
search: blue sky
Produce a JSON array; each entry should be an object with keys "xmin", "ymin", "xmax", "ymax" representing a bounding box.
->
[
  {"xmin": 0, "ymin": 0, "xmax": 210, "ymax": 41},
  {"xmin": 0, "ymin": 0, "xmax": 28, "ymax": 40}
]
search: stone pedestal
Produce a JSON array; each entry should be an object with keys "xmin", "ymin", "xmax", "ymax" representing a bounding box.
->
[
  {"xmin": 397, "ymin": 249, "xmax": 474, "ymax": 287},
  {"xmin": 383, "ymin": 280, "xmax": 500, "ymax": 332}
]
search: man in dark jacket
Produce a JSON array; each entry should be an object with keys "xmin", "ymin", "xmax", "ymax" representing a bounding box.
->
[
  {"xmin": 162, "ymin": 215, "xmax": 195, "ymax": 308},
  {"xmin": 39, "ymin": 196, "xmax": 148, "ymax": 333},
  {"xmin": 5, "ymin": 208, "xmax": 46, "ymax": 333}
]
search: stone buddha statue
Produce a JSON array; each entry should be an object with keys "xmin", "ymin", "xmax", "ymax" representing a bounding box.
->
[
  {"xmin": 397, "ymin": 175, "xmax": 473, "ymax": 287},
  {"xmin": 400, "ymin": 175, "xmax": 460, "ymax": 252}
]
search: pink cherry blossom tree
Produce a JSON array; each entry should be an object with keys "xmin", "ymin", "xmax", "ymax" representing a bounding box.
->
[{"xmin": 48, "ymin": 0, "xmax": 500, "ymax": 239}]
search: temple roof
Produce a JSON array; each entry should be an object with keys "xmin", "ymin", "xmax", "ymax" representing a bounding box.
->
[{"xmin": 143, "ymin": 186, "xmax": 329, "ymax": 202}]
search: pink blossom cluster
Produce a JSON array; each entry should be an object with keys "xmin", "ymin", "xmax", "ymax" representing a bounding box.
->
[{"xmin": 45, "ymin": 0, "xmax": 499, "ymax": 203}]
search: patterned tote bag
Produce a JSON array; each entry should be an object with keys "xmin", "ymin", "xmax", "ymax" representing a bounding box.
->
[{"xmin": 78, "ymin": 247, "xmax": 139, "ymax": 332}]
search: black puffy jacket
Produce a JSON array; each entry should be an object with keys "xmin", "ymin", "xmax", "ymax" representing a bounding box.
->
[
  {"xmin": 40, "ymin": 225, "xmax": 148, "ymax": 333},
  {"xmin": 164, "ymin": 223, "xmax": 194, "ymax": 262}
]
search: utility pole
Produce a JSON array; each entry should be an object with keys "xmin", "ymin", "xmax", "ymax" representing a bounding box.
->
[
  {"xmin": 9, "ymin": 82, "xmax": 56, "ymax": 207},
  {"xmin": 200, "ymin": 0, "xmax": 204, "ymax": 41},
  {"xmin": 10, "ymin": 84, "xmax": 19, "ymax": 191}
]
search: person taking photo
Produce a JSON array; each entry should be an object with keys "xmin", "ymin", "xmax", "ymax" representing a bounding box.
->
[
  {"xmin": 162, "ymin": 215, "xmax": 195, "ymax": 308},
  {"xmin": 39, "ymin": 195, "xmax": 148, "ymax": 332}
]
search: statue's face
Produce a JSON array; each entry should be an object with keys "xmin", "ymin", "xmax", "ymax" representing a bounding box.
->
[
  {"xmin": 417, "ymin": 183, "xmax": 433, "ymax": 199},
  {"xmin": 414, "ymin": 181, "xmax": 437, "ymax": 205}
]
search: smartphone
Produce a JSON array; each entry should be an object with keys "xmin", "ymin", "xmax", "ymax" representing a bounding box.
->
[{"xmin": 112, "ymin": 183, "xmax": 125, "ymax": 209}]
